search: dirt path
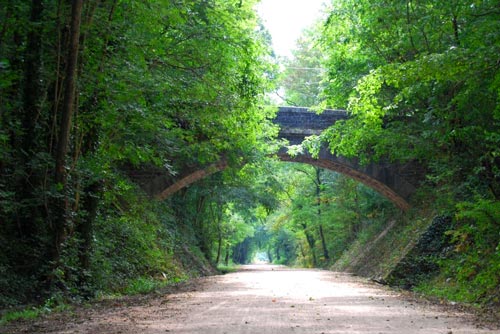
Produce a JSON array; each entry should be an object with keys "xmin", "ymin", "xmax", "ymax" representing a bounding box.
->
[{"xmin": 2, "ymin": 265, "xmax": 499, "ymax": 334}]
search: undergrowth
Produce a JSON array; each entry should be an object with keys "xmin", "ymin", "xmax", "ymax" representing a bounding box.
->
[
  {"xmin": 122, "ymin": 276, "xmax": 182, "ymax": 295},
  {"xmin": 414, "ymin": 199, "xmax": 500, "ymax": 307},
  {"xmin": 0, "ymin": 296, "xmax": 72, "ymax": 326},
  {"xmin": 334, "ymin": 196, "xmax": 500, "ymax": 311},
  {"xmin": 217, "ymin": 264, "xmax": 239, "ymax": 274}
]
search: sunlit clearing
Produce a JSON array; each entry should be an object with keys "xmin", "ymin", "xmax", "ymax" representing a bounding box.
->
[{"xmin": 253, "ymin": 251, "xmax": 270, "ymax": 264}]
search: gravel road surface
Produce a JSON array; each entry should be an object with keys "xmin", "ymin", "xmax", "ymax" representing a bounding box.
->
[{"xmin": 2, "ymin": 264, "xmax": 498, "ymax": 334}]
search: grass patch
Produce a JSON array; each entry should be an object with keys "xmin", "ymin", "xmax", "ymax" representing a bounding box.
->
[
  {"xmin": 123, "ymin": 277, "xmax": 159, "ymax": 295},
  {"xmin": 123, "ymin": 275, "xmax": 188, "ymax": 295},
  {"xmin": 0, "ymin": 308, "xmax": 40, "ymax": 325},
  {"xmin": 0, "ymin": 297, "xmax": 71, "ymax": 326},
  {"xmin": 217, "ymin": 264, "xmax": 239, "ymax": 274},
  {"xmin": 0, "ymin": 275, "xmax": 189, "ymax": 326}
]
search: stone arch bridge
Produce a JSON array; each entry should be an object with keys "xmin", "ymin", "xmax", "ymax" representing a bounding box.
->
[{"xmin": 134, "ymin": 107, "xmax": 421, "ymax": 211}]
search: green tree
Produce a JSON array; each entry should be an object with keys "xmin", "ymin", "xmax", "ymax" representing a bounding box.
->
[
  {"xmin": 0, "ymin": 0, "xmax": 276, "ymax": 306},
  {"xmin": 319, "ymin": 0, "xmax": 500, "ymax": 198},
  {"xmin": 315, "ymin": 0, "xmax": 500, "ymax": 305},
  {"xmin": 280, "ymin": 27, "xmax": 326, "ymax": 107}
]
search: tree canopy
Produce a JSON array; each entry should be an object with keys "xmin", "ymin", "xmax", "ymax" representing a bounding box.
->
[
  {"xmin": 274, "ymin": 0, "xmax": 500, "ymax": 305},
  {"xmin": 0, "ymin": 0, "xmax": 277, "ymax": 306}
]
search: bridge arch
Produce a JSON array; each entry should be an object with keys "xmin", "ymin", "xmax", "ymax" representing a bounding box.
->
[
  {"xmin": 147, "ymin": 107, "xmax": 420, "ymax": 211},
  {"xmin": 277, "ymin": 148, "xmax": 414, "ymax": 211},
  {"xmin": 154, "ymin": 150, "xmax": 415, "ymax": 211}
]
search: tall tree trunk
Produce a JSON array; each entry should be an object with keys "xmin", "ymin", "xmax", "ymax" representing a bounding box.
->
[
  {"xmin": 351, "ymin": 186, "xmax": 362, "ymax": 238},
  {"xmin": 306, "ymin": 232, "xmax": 317, "ymax": 267},
  {"xmin": 73, "ymin": 1, "xmax": 118, "ymax": 292},
  {"xmin": 299, "ymin": 244, "xmax": 306, "ymax": 260},
  {"xmin": 318, "ymin": 225, "xmax": 329, "ymax": 260},
  {"xmin": 19, "ymin": 0, "xmax": 44, "ymax": 238},
  {"xmin": 75, "ymin": 180, "xmax": 102, "ymax": 293},
  {"xmin": 14, "ymin": 0, "xmax": 46, "ymax": 281},
  {"xmin": 452, "ymin": 14, "xmax": 460, "ymax": 46},
  {"xmin": 301, "ymin": 223, "xmax": 317, "ymax": 267},
  {"xmin": 22, "ymin": 0, "xmax": 43, "ymax": 155},
  {"xmin": 215, "ymin": 232, "xmax": 222, "ymax": 264},
  {"xmin": 52, "ymin": 0, "xmax": 83, "ymax": 262},
  {"xmin": 224, "ymin": 244, "xmax": 230, "ymax": 266},
  {"xmin": 267, "ymin": 247, "xmax": 273, "ymax": 263},
  {"xmin": 315, "ymin": 168, "xmax": 329, "ymax": 260}
]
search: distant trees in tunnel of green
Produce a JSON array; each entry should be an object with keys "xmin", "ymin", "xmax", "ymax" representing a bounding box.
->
[
  {"xmin": 239, "ymin": 163, "xmax": 398, "ymax": 268},
  {"xmin": 164, "ymin": 159, "xmax": 397, "ymax": 269}
]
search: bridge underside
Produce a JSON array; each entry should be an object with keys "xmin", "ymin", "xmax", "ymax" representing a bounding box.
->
[
  {"xmin": 135, "ymin": 107, "xmax": 421, "ymax": 211},
  {"xmin": 146, "ymin": 147, "xmax": 416, "ymax": 211},
  {"xmin": 277, "ymin": 147, "xmax": 415, "ymax": 211}
]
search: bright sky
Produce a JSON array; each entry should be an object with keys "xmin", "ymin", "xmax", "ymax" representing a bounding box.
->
[{"xmin": 257, "ymin": 0, "xmax": 326, "ymax": 58}]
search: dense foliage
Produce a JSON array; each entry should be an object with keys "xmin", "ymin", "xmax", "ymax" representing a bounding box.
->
[
  {"xmin": 0, "ymin": 0, "xmax": 275, "ymax": 308},
  {"xmin": 276, "ymin": 0, "xmax": 500, "ymax": 306},
  {"xmin": 319, "ymin": 0, "xmax": 500, "ymax": 192},
  {"xmin": 261, "ymin": 162, "xmax": 397, "ymax": 267},
  {"xmin": 257, "ymin": 0, "xmax": 499, "ymax": 308}
]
